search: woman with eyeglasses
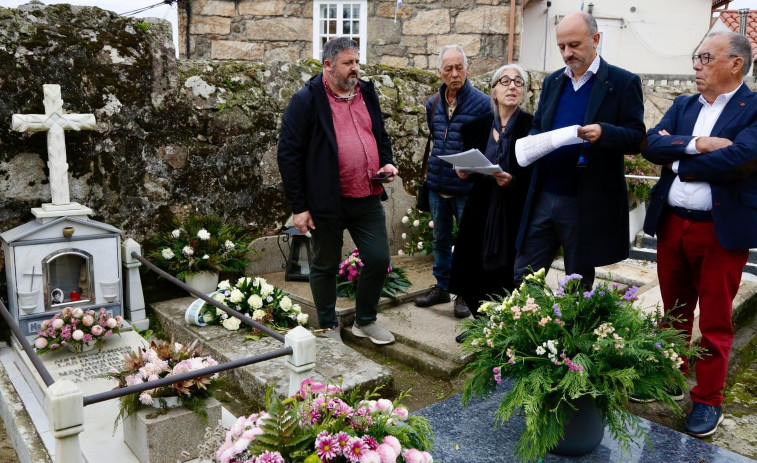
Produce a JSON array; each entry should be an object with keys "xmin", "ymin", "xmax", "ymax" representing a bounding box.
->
[{"xmin": 448, "ymin": 64, "xmax": 534, "ymax": 342}]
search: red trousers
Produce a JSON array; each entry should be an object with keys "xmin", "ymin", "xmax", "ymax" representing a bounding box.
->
[{"xmin": 656, "ymin": 211, "xmax": 748, "ymax": 406}]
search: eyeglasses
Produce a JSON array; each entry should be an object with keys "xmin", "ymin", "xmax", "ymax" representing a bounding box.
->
[
  {"xmin": 495, "ymin": 75, "xmax": 525, "ymax": 87},
  {"xmin": 691, "ymin": 53, "xmax": 738, "ymax": 66}
]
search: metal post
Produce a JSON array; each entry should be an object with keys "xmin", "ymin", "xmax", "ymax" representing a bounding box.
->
[
  {"xmin": 285, "ymin": 326, "xmax": 316, "ymax": 397},
  {"xmin": 47, "ymin": 380, "xmax": 84, "ymax": 463}
]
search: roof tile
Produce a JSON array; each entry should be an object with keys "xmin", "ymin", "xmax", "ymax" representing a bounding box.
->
[{"xmin": 719, "ymin": 11, "xmax": 757, "ymax": 59}]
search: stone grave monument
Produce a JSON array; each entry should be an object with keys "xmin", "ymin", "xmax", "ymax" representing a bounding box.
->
[{"xmin": 1, "ymin": 84, "xmax": 148, "ymax": 336}]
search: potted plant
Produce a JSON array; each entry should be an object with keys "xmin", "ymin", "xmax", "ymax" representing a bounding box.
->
[
  {"xmin": 147, "ymin": 214, "xmax": 252, "ymax": 293},
  {"xmin": 461, "ymin": 268, "xmax": 699, "ymax": 462},
  {"xmin": 105, "ymin": 338, "xmax": 225, "ymax": 463},
  {"xmin": 336, "ymin": 248, "xmax": 412, "ymax": 300},
  {"xmin": 211, "ymin": 378, "xmax": 435, "ymax": 463},
  {"xmin": 33, "ymin": 307, "xmax": 123, "ymax": 354},
  {"xmin": 195, "ymin": 276, "xmax": 309, "ymax": 340}
]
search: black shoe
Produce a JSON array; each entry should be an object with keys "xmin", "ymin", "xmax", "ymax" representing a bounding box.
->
[
  {"xmin": 415, "ymin": 285, "xmax": 450, "ymax": 307},
  {"xmin": 629, "ymin": 386, "xmax": 685, "ymax": 403},
  {"xmin": 453, "ymin": 296, "xmax": 471, "ymax": 318},
  {"xmin": 685, "ymin": 402, "xmax": 723, "ymax": 438},
  {"xmin": 455, "ymin": 329, "xmax": 472, "ymax": 343}
]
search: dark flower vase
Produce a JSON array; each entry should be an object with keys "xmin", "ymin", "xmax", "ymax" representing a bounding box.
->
[{"xmin": 550, "ymin": 395, "xmax": 605, "ymax": 456}]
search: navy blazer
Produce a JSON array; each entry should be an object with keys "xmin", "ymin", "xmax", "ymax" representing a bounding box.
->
[
  {"xmin": 643, "ymin": 84, "xmax": 757, "ymax": 250},
  {"xmin": 277, "ymin": 73, "xmax": 393, "ymax": 218},
  {"xmin": 517, "ymin": 58, "xmax": 645, "ymax": 268}
]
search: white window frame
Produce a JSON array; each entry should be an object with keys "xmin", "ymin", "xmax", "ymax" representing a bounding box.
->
[{"xmin": 312, "ymin": 1, "xmax": 367, "ymax": 64}]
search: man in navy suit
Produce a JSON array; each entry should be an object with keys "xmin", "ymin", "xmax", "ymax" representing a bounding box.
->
[
  {"xmin": 513, "ymin": 12, "xmax": 645, "ymax": 288},
  {"xmin": 642, "ymin": 31, "xmax": 756, "ymax": 438}
]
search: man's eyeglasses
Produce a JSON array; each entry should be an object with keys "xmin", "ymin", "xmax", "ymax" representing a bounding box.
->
[
  {"xmin": 495, "ymin": 76, "xmax": 526, "ymax": 87},
  {"xmin": 691, "ymin": 52, "xmax": 738, "ymax": 66}
]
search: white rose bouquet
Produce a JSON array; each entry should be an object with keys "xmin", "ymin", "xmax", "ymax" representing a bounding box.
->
[
  {"xmin": 147, "ymin": 213, "xmax": 251, "ymax": 280},
  {"xmin": 200, "ymin": 276, "xmax": 308, "ymax": 340}
]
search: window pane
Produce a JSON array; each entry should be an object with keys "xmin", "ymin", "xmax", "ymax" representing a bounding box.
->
[
  {"xmin": 352, "ymin": 20, "xmax": 359, "ymax": 35},
  {"xmin": 329, "ymin": 5, "xmax": 336, "ymax": 18},
  {"xmin": 328, "ymin": 20, "xmax": 336, "ymax": 35},
  {"xmin": 353, "ymin": 37, "xmax": 360, "ymax": 47},
  {"xmin": 353, "ymin": 6, "xmax": 360, "ymax": 18},
  {"xmin": 344, "ymin": 5, "xmax": 351, "ymax": 19},
  {"xmin": 321, "ymin": 20, "xmax": 328, "ymax": 34},
  {"xmin": 343, "ymin": 21, "xmax": 351, "ymax": 34},
  {"xmin": 320, "ymin": 5, "xmax": 328, "ymax": 18}
]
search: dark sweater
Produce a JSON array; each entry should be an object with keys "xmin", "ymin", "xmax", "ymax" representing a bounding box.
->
[{"xmin": 540, "ymin": 77, "xmax": 595, "ymax": 195}]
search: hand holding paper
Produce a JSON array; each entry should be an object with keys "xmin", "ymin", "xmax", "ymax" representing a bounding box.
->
[
  {"xmin": 438, "ymin": 149, "xmax": 503, "ymax": 175},
  {"xmin": 514, "ymin": 125, "xmax": 584, "ymax": 167}
]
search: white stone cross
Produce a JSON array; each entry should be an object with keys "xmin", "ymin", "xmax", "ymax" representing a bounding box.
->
[{"xmin": 11, "ymin": 84, "xmax": 96, "ymax": 206}]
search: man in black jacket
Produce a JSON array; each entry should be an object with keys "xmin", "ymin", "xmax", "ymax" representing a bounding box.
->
[
  {"xmin": 277, "ymin": 37, "xmax": 398, "ymax": 345},
  {"xmin": 514, "ymin": 12, "xmax": 645, "ymax": 288}
]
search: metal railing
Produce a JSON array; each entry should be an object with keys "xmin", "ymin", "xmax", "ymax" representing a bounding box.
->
[
  {"xmin": 1, "ymin": 251, "xmax": 304, "ymax": 410},
  {"xmin": 0, "ymin": 299, "xmax": 55, "ymax": 386}
]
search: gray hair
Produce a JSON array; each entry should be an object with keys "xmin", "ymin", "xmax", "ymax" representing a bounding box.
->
[
  {"xmin": 585, "ymin": 13, "xmax": 598, "ymax": 36},
  {"xmin": 322, "ymin": 37, "xmax": 359, "ymax": 65},
  {"xmin": 438, "ymin": 45, "xmax": 468, "ymax": 69},
  {"xmin": 489, "ymin": 64, "xmax": 529, "ymax": 114},
  {"xmin": 707, "ymin": 31, "xmax": 753, "ymax": 77}
]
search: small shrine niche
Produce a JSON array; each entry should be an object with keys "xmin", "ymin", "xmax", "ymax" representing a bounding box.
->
[{"xmin": 43, "ymin": 249, "xmax": 94, "ymax": 309}]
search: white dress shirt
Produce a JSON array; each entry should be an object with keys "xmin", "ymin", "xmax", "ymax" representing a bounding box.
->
[
  {"xmin": 564, "ymin": 54, "xmax": 601, "ymax": 92},
  {"xmin": 668, "ymin": 83, "xmax": 743, "ymax": 211}
]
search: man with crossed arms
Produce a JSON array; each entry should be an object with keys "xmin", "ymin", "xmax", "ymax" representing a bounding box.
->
[{"xmin": 642, "ymin": 31, "xmax": 757, "ymax": 438}]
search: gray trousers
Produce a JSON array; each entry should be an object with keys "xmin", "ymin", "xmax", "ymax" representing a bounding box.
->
[{"xmin": 514, "ymin": 191, "xmax": 595, "ymax": 288}]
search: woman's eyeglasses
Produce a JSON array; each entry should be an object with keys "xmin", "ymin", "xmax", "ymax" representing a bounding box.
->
[{"xmin": 495, "ymin": 76, "xmax": 525, "ymax": 87}]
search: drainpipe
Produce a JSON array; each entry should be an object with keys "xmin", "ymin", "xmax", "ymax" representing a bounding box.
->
[
  {"xmin": 544, "ymin": 0, "xmax": 551, "ymax": 71},
  {"xmin": 508, "ymin": 0, "xmax": 516, "ymax": 63},
  {"xmin": 185, "ymin": 0, "xmax": 192, "ymax": 57},
  {"xmin": 739, "ymin": 8, "xmax": 749, "ymax": 35}
]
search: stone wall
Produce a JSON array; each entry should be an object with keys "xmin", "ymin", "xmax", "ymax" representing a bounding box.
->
[
  {"xmin": 176, "ymin": 0, "xmax": 523, "ymax": 75},
  {"xmin": 2, "ymin": 2, "xmax": 757, "ymax": 301}
]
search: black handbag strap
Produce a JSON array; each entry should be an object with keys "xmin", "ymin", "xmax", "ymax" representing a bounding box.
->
[{"xmin": 421, "ymin": 92, "xmax": 441, "ymax": 177}]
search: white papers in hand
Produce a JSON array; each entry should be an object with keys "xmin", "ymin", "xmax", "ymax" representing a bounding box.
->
[
  {"xmin": 514, "ymin": 125, "xmax": 584, "ymax": 167},
  {"xmin": 437, "ymin": 148, "xmax": 503, "ymax": 175}
]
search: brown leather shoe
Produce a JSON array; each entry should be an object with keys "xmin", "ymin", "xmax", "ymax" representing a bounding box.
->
[
  {"xmin": 453, "ymin": 296, "xmax": 471, "ymax": 318},
  {"xmin": 415, "ymin": 285, "xmax": 450, "ymax": 307}
]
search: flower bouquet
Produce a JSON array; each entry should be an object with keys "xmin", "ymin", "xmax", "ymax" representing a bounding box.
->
[
  {"xmin": 461, "ymin": 269, "xmax": 699, "ymax": 462},
  {"xmin": 33, "ymin": 307, "xmax": 122, "ymax": 354},
  {"xmin": 202, "ymin": 277, "xmax": 309, "ymax": 340},
  {"xmin": 398, "ymin": 207, "xmax": 457, "ymax": 257},
  {"xmin": 105, "ymin": 338, "xmax": 223, "ymax": 426},
  {"xmin": 212, "ymin": 378, "xmax": 434, "ymax": 463},
  {"xmin": 147, "ymin": 213, "xmax": 252, "ymax": 281},
  {"xmin": 336, "ymin": 249, "xmax": 411, "ymax": 300}
]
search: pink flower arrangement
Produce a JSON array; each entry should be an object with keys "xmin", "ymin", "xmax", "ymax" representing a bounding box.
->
[
  {"xmin": 34, "ymin": 307, "xmax": 122, "ymax": 354},
  {"xmin": 336, "ymin": 249, "xmax": 411, "ymax": 300},
  {"xmin": 216, "ymin": 378, "xmax": 434, "ymax": 463}
]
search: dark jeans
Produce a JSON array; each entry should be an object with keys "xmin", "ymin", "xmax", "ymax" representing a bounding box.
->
[
  {"xmin": 309, "ymin": 195, "xmax": 390, "ymax": 329},
  {"xmin": 514, "ymin": 191, "xmax": 595, "ymax": 288},
  {"xmin": 429, "ymin": 189, "xmax": 467, "ymax": 291}
]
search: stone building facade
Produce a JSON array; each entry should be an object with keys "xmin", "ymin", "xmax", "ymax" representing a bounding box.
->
[{"xmin": 176, "ymin": 0, "xmax": 523, "ymax": 75}]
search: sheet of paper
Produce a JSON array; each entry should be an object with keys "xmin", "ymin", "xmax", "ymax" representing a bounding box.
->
[
  {"xmin": 438, "ymin": 149, "xmax": 503, "ymax": 175},
  {"xmin": 514, "ymin": 125, "xmax": 584, "ymax": 167}
]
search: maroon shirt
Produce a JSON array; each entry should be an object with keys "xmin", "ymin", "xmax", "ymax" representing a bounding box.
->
[{"xmin": 324, "ymin": 77, "xmax": 383, "ymax": 198}]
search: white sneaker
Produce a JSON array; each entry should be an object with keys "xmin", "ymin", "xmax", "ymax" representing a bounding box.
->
[{"xmin": 352, "ymin": 322, "xmax": 395, "ymax": 345}]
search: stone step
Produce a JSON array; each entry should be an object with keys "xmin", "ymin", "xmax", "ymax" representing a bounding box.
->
[
  {"xmin": 342, "ymin": 327, "xmax": 465, "ymax": 380},
  {"xmin": 149, "ymin": 297, "xmax": 392, "ymax": 410},
  {"xmin": 629, "ymin": 246, "xmax": 658, "ymax": 262}
]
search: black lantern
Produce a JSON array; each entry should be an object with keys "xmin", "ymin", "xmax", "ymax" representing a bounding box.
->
[{"xmin": 278, "ymin": 226, "xmax": 313, "ymax": 281}]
